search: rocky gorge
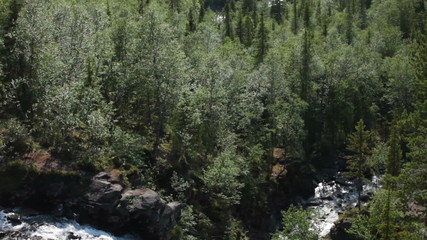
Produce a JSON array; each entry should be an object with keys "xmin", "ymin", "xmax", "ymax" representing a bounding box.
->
[
  {"xmin": 0, "ymin": 158, "xmax": 182, "ymax": 240},
  {"xmin": 0, "ymin": 152, "xmax": 383, "ymax": 240}
]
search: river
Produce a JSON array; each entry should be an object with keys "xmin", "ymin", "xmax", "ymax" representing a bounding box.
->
[
  {"xmin": 1, "ymin": 174, "xmax": 381, "ymax": 240},
  {"xmin": 0, "ymin": 209, "xmax": 138, "ymax": 240},
  {"xmin": 305, "ymin": 173, "xmax": 382, "ymax": 238}
]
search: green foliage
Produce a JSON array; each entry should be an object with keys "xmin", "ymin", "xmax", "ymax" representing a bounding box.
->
[
  {"xmin": 272, "ymin": 205, "xmax": 319, "ymax": 240},
  {"xmin": 386, "ymin": 124, "xmax": 402, "ymax": 177},
  {"xmin": 346, "ymin": 119, "xmax": 371, "ymax": 179},
  {"xmin": 373, "ymin": 191, "xmax": 401, "ymax": 240},
  {"xmin": 346, "ymin": 119, "xmax": 372, "ymax": 210},
  {"xmin": 349, "ymin": 189, "xmax": 405, "ymax": 240},
  {"xmin": 171, "ymin": 171, "xmax": 191, "ymax": 201},
  {"xmin": 0, "ymin": 0, "xmax": 425, "ymax": 237},
  {"xmin": 382, "ymin": 50, "xmax": 417, "ymax": 112},
  {"xmin": 111, "ymin": 128, "xmax": 146, "ymax": 165},
  {"xmin": 224, "ymin": 218, "xmax": 248, "ymax": 240},
  {"xmin": 347, "ymin": 214, "xmax": 376, "ymax": 240},
  {"xmin": 255, "ymin": 12, "xmax": 268, "ymax": 64},
  {"xmin": 0, "ymin": 160, "xmax": 84, "ymax": 195},
  {"xmin": 400, "ymin": 135, "xmax": 427, "ymax": 224},
  {"xmin": 367, "ymin": 141, "xmax": 388, "ymax": 175},
  {"xmin": 0, "ymin": 118, "xmax": 33, "ymax": 159},
  {"xmin": 172, "ymin": 205, "xmax": 215, "ymax": 240},
  {"xmin": 0, "ymin": 37, "xmax": 3, "ymax": 80},
  {"xmin": 0, "ymin": 160, "xmax": 36, "ymax": 193},
  {"xmin": 398, "ymin": 28, "xmax": 427, "ymax": 227},
  {"xmin": 201, "ymin": 148, "xmax": 247, "ymax": 206},
  {"xmin": 171, "ymin": 205, "xmax": 198, "ymax": 240}
]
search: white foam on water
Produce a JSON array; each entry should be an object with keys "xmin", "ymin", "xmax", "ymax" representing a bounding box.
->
[
  {"xmin": 31, "ymin": 221, "xmax": 121, "ymax": 240},
  {"xmin": 0, "ymin": 210, "xmax": 136, "ymax": 240},
  {"xmin": 0, "ymin": 210, "xmax": 9, "ymax": 229},
  {"xmin": 308, "ymin": 175, "xmax": 382, "ymax": 239},
  {"xmin": 0, "ymin": 210, "xmax": 28, "ymax": 232}
]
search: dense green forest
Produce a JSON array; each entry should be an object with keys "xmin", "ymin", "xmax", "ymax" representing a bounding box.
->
[{"xmin": 0, "ymin": 0, "xmax": 426, "ymax": 239}]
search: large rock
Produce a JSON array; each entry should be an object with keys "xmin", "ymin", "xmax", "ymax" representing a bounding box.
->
[
  {"xmin": 81, "ymin": 171, "xmax": 183, "ymax": 240},
  {"xmin": 88, "ymin": 172, "xmax": 123, "ymax": 205},
  {"xmin": 0, "ymin": 166, "xmax": 182, "ymax": 240},
  {"xmin": 114, "ymin": 189, "xmax": 182, "ymax": 239},
  {"xmin": 162, "ymin": 202, "xmax": 182, "ymax": 229}
]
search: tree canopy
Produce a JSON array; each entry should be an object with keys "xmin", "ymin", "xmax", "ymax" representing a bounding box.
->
[{"xmin": 0, "ymin": 0, "xmax": 426, "ymax": 239}]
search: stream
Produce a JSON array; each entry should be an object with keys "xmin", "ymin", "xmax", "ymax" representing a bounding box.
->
[
  {"xmin": 1, "ymin": 174, "xmax": 381, "ymax": 240},
  {"xmin": 0, "ymin": 210, "xmax": 138, "ymax": 240},
  {"xmin": 304, "ymin": 173, "xmax": 382, "ymax": 238}
]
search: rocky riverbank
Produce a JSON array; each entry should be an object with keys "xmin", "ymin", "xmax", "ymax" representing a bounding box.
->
[
  {"xmin": 296, "ymin": 151, "xmax": 382, "ymax": 239},
  {"xmin": 0, "ymin": 159, "xmax": 182, "ymax": 240},
  {"xmin": 304, "ymin": 173, "xmax": 381, "ymax": 238}
]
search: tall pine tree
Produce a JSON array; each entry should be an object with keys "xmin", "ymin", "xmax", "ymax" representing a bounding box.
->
[
  {"xmin": 346, "ymin": 119, "xmax": 371, "ymax": 211},
  {"xmin": 255, "ymin": 12, "xmax": 268, "ymax": 64}
]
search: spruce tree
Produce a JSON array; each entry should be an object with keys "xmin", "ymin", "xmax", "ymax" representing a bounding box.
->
[
  {"xmin": 401, "ymin": 31, "xmax": 427, "ymax": 227},
  {"xmin": 345, "ymin": 2, "xmax": 353, "ymax": 44},
  {"xmin": 224, "ymin": 0, "xmax": 234, "ymax": 40},
  {"xmin": 137, "ymin": 0, "xmax": 144, "ymax": 15},
  {"xmin": 300, "ymin": 29, "xmax": 311, "ymax": 102},
  {"xmin": 199, "ymin": 3, "xmax": 205, "ymax": 22},
  {"xmin": 255, "ymin": 12, "xmax": 267, "ymax": 64},
  {"xmin": 237, "ymin": 12, "xmax": 243, "ymax": 43},
  {"xmin": 302, "ymin": 0, "xmax": 310, "ymax": 29},
  {"xmin": 243, "ymin": 16, "xmax": 254, "ymax": 47},
  {"xmin": 187, "ymin": 8, "xmax": 196, "ymax": 33},
  {"xmin": 292, "ymin": 0, "xmax": 298, "ymax": 34},
  {"xmin": 386, "ymin": 124, "xmax": 402, "ymax": 178},
  {"xmin": 360, "ymin": 0, "xmax": 367, "ymax": 29},
  {"xmin": 379, "ymin": 124, "xmax": 403, "ymax": 240},
  {"xmin": 346, "ymin": 119, "xmax": 371, "ymax": 211}
]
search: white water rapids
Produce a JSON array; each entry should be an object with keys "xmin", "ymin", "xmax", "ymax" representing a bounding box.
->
[
  {"xmin": 0, "ymin": 210, "xmax": 137, "ymax": 240},
  {"xmin": 1, "ymin": 175, "xmax": 381, "ymax": 240},
  {"xmin": 305, "ymin": 174, "xmax": 382, "ymax": 238}
]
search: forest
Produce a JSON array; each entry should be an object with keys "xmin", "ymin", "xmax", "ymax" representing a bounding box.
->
[{"xmin": 0, "ymin": 0, "xmax": 426, "ymax": 239}]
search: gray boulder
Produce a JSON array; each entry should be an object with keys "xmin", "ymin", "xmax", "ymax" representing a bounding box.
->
[
  {"xmin": 82, "ymin": 171, "xmax": 182, "ymax": 240},
  {"xmin": 116, "ymin": 189, "xmax": 183, "ymax": 239}
]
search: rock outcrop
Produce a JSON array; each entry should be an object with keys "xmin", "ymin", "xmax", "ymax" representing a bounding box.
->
[
  {"xmin": 0, "ymin": 162, "xmax": 182, "ymax": 240},
  {"xmin": 82, "ymin": 172, "xmax": 183, "ymax": 239}
]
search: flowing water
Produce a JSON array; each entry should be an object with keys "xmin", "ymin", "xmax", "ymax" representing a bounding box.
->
[
  {"xmin": 0, "ymin": 210, "xmax": 137, "ymax": 240},
  {"xmin": 1, "ymin": 174, "xmax": 381, "ymax": 240},
  {"xmin": 304, "ymin": 174, "xmax": 382, "ymax": 238}
]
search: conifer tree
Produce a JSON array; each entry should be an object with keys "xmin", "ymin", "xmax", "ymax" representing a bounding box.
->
[
  {"xmin": 241, "ymin": 15, "xmax": 254, "ymax": 47},
  {"xmin": 346, "ymin": 119, "xmax": 371, "ymax": 211},
  {"xmin": 378, "ymin": 123, "xmax": 403, "ymax": 240},
  {"xmin": 345, "ymin": 2, "xmax": 353, "ymax": 44},
  {"xmin": 401, "ymin": 31, "xmax": 427, "ymax": 227},
  {"xmin": 302, "ymin": 0, "xmax": 310, "ymax": 29},
  {"xmin": 199, "ymin": 3, "xmax": 205, "ymax": 22},
  {"xmin": 224, "ymin": 0, "xmax": 234, "ymax": 40},
  {"xmin": 237, "ymin": 12, "xmax": 243, "ymax": 43},
  {"xmin": 360, "ymin": 0, "xmax": 367, "ymax": 29},
  {"xmin": 292, "ymin": 0, "xmax": 298, "ymax": 34},
  {"xmin": 300, "ymin": 29, "xmax": 311, "ymax": 102},
  {"xmin": 255, "ymin": 12, "xmax": 268, "ymax": 64},
  {"xmin": 386, "ymin": 124, "xmax": 402, "ymax": 178},
  {"xmin": 270, "ymin": 0, "xmax": 283, "ymax": 23},
  {"xmin": 187, "ymin": 8, "xmax": 196, "ymax": 33},
  {"xmin": 137, "ymin": 0, "xmax": 145, "ymax": 15}
]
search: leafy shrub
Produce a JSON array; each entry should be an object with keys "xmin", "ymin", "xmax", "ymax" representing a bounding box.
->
[{"xmin": 0, "ymin": 119, "xmax": 33, "ymax": 160}]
